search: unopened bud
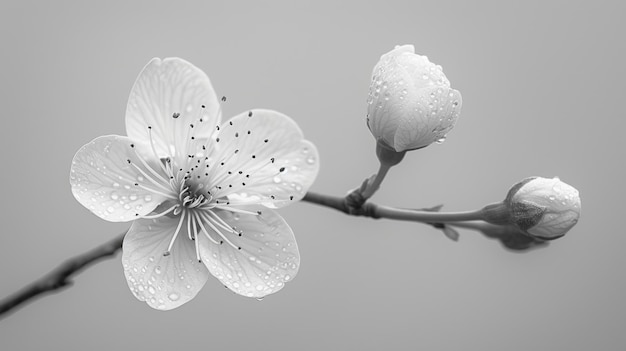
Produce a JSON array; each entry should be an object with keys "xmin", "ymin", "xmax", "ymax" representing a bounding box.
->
[
  {"xmin": 366, "ymin": 45, "xmax": 462, "ymax": 152},
  {"xmin": 482, "ymin": 177, "xmax": 581, "ymax": 240}
]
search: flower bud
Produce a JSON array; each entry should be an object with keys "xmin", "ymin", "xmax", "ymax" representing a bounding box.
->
[
  {"xmin": 483, "ymin": 177, "xmax": 581, "ymax": 240},
  {"xmin": 366, "ymin": 45, "xmax": 462, "ymax": 152}
]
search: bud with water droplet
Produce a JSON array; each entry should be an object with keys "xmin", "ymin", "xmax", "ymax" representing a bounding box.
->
[
  {"xmin": 366, "ymin": 44, "xmax": 462, "ymax": 152},
  {"xmin": 481, "ymin": 177, "xmax": 581, "ymax": 240}
]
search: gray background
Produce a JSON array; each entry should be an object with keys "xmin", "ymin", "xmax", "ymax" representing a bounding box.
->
[{"xmin": 1, "ymin": 0, "xmax": 624, "ymax": 350}]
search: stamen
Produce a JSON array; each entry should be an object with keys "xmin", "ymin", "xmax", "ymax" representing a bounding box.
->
[
  {"xmin": 163, "ymin": 210, "xmax": 187, "ymax": 256},
  {"xmin": 187, "ymin": 209, "xmax": 193, "ymax": 240},
  {"xmin": 198, "ymin": 211, "xmax": 240, "ymax": 250},
  {"xmin": 193, "ymin": 211, "xmax": 220, "ymax": 245},
  {"xmin": 130, "ymin": 144, "xmax": 173, "ymax": 187},
  {"xmin": 212, "ymin": 204, "xmax": 260, "ymax": 216},
  {"xmin": 147, "ymin": 127, "xmax": 172, "ymax": 175},
  {"xmin": 191, "ymin": 213, "xmax": 201, "ymax": 261},
  {"xmin": 140, "ymin": 204, "xmax": 179, "ymax": 219},
  {"xmin": 206, "ymin": 210, "xmax": 237, "ymax": 233},
  {"xmin": 131, "ymin": 181, "xmax": 177, "ymax": 200},
  {"xmin": 129, "ymin": 162, "xmax": 172, "ymax": 193}
]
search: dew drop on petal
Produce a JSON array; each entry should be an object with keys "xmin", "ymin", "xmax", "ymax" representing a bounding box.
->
[
  {"xmin": 168, "ymin": 293, "xmax": 180, "ymax": 301},
  {"xmin": 129, "ymin": 194, "xmax": 138, "ymax": 201},
  {"xmin": 144, "ymin": 195, "xmax": 152, "ymax": 202},
  {"xmin": 273, "ymin": 176, "xmax": 282, "ymax": 184}
]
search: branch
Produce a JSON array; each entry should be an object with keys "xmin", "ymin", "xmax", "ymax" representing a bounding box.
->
[
  {"xmin": 0, "ymin": 191, "xmax": 489, "ymax": 319},
  {"xmin": 302, "ymin": 191, "xmax": 484, "ymax": 222},
  {"xmin": 0, "ymin": 232, "xmax": 126, "ymax": 319}
]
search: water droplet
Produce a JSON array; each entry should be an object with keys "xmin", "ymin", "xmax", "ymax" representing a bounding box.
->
[
  {"xmin": 107, "ymin": 206, "xmax": 115, "ymax": 213},
  {"xmin": 137, "ymin": 175, "xmax": 144, "ymax": 182},
  {"xmin": 284, "ymin": 275, "xmax": 291, "ymax": 281},
  {"xmin": 168, "ymin": 292, "xmax": 180, "ymax": 301},
  {"xmin": 435, "ymin": 136, "xmax": 446, "ymax": 144},
  {"xmin": 154, "ymin": 266, "xmax": 162, "ymax": 274},
  {"xmin": 144, "ymin": 195, "xmax": 152, "ymax": 202},
  {"xmin": 256, "ymin": 285, "xmax": 264, "ymax": 291},
  {"xmin": 112, "ymin": 182, "xmax": 120, "ymax": 188},
  {"xmin": 129, "ymin": 194, "xmax": 138, "ymax": 201},
  {"xmin": 306, "ymin": 156, "xmax": 315, "ymax": 164},
  {"xmin": 110, "ymin": 193, "xmax": 119, "ymax": 200},
  {"xmin": 273, "ymin": 176, "xmax": 282, "ymax": 184},
  {"xmin": 148, "ymin": 286, "xmax": 156, "ymax": 294}
]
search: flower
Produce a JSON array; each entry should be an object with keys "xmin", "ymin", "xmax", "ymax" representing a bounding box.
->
[
  {"xmin": 482, "ymin": 177, "xmax": 581, "ymax": 240},
  {"xmin": 70, "ymin": 58, "xmax": 319, "ymax": 310},
  {"xmin": 366, "ymin": 45, "xmax": 462, "ymax": 152}
]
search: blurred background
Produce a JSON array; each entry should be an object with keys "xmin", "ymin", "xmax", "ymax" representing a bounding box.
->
[{"xmin": 1, "ymin": 0, "xmax": 624, "ymax": 349}]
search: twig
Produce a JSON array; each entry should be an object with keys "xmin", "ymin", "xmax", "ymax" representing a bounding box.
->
[
  {"xmin": 0, "ymin": 191, "xmax": 488, "ymax": 319},
  {"xmin": 0, "ymin": 232, "xmax": 126, "ymax": 319},
  {"xmin": 302, "ymin": 191, "xmax": 484, "ymax": 222}
]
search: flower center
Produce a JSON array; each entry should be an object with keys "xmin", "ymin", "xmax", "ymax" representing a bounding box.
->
[
  {"xmin": 174, "ymin": 181, "xmax": 211, "ymax": 215},
  {"xmin": 132, "ymin": 103, "xmax": 270, "ymax": 262}
]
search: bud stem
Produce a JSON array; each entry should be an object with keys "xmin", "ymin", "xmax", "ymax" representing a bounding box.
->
[
  {"xmin": 361, "ymin": 141, "xmax": 406, "ymax": 200},
  {"xmin": 360, "ymin": 162, "xmax": 391, "ymax": 200}
]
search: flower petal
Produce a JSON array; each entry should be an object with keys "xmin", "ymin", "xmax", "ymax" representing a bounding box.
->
[
  {"xmin": 125, "ymin": 58, "xmax": 221, "ymax": 163},
  {"xmin": 70, "ymin": 135, "xmax": 172, "ymax": 222},
  {"xmin": 198, "ymin": 207, "xmax": 299, "ymax": 298},
  {"xmin": 207, "ymin": 109, "xmax": 319, "ymax": 208},
  {"xmin": 122, "ymin": 215, "xmax": 209, "ymax": 310},
  {"xmin": 393, "ymin": 87, "xmax": 462, "ymax": 151}
]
